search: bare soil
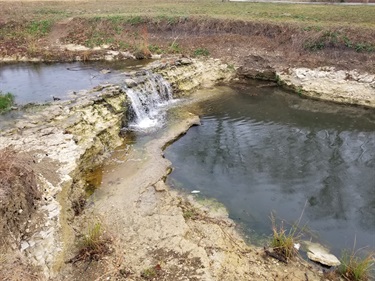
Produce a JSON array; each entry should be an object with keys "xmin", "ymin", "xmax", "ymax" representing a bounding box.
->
[{"xmin": 0, "ymin": 148, "xmax": 42, "ymax": 281}]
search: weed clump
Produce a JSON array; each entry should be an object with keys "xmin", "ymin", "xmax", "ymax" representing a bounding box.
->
[
  {"xmin": 269, "ymin": 214, "xmax": 300, "ymax": 262},
  {"xmin": 67, "ymin": 222, "xmax": 111, "ymax": 264},
  {"xmin": 337, "ymin": 250, "xmax": 374, "ymax": 281},
  {"xmin": 179, "ymin": 201, "xmax": 200, "ymax": 221},
  {"xmin": 0, "ymin": 92, "xmax": 15, "ymax": 113},
  {"xmin": 140, "ymin": 266, "xmax": 157, "ymax": 279},
  {"xmin": 193, "ymin": 47, "xmax": 210, "ymax": 57}
]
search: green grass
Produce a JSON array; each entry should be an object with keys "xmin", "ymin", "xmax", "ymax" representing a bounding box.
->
[
  {"xmin": 169, "ymin": 42, "xmax": 182, "ymax": 54},
  {"xmin": 182, "ymin": 207, "xmax": 200, "ymax": 220},
  {"xmin": 304, "ymin": 31, "xmax": 375, "ymax": 52},
  {"xmin": 149, "ymin": 44, "xmax": 164, "ymax": 54},
  {"xmin": 193, "ymin": 47, "xmax": 210, "ymax": 57},
  {"xmin": 1, "ymin": 0, "xmax": 374, "ymax": 62},
  {"xmin": 338, "ymin": 250, "xmax": 374, "ymax": 281},
  {"xmin": 2, "ymin": 0, "xmax": 375, "ymax": 29},
  {"xmin": 126, "ymin": 15, "xmax": 145, "ymax": 26},
  {"xmin": 27, "ymin": 20, "xmax": 53, "ymax": 36},
  {"xmin": 270, "ymin": 223, "xmax": 298, "ymax": 260},
  {"xmin": 0, "ymin": 92, "xmax": 15, "ymax": 114}
]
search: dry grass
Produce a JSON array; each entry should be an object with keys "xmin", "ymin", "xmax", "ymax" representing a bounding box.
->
[
  {"xmin": 67, "ymin": 221, "xmax": 112, "ymax": 264},
  {"xmin": 270, "ymin": 214, "xmax": 300, "ymax": 261},
  {"xmin": 0, "ymin": 147, "xmax": 42, "ymax": 280},
  {"xmin": 0, "ymin": 250, "xmax": 42, "ymax": 281},
  {"xmin": 338, "ymin": 249, "xmax": 374, "ymax": 281}
]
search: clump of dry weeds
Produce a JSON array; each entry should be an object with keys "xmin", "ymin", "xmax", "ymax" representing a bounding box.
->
[
  {"xmin": 67, "ymin": 221, "xmax": 112, "ymax": 265},
  {"xmin": 338, "ymin": 249, "xmax": 374, "ymax": 281}
]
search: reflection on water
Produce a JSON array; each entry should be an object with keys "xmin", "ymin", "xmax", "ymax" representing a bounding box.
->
[
  {"xmin": 165, "ymin": 84, "xmax": 375, "ymax": 255},
  {"xmin": 0, "ymin": 60, "xmax": 151, "ymax": 104}
]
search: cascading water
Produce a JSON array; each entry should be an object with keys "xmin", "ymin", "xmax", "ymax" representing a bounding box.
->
[{"xmin": 124, "ymin": 71, "xmax": 175, "ymax": 132}]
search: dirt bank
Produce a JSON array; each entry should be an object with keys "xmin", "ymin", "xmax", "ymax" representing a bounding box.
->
[
  {"xmin": 1, "ymin": 10, "xmax": 375, "ymax": 72},
  {"xmin": 1, "ymin": 10, "xmax": 374, "ymax": 106}
]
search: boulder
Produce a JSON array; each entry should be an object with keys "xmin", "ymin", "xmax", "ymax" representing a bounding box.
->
[
  {"xmin": 237, "ymin": 55, "xmax": 276, "ymax": 81},
  {"xmin": 303, "ymin": 241, "xmax": 341, "ymax": 267}
]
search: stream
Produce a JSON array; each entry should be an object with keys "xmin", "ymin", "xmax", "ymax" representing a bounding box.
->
[
  {"xmin": 1, "ymin": 61, "xmax": 374, "ymax": 259},
  {"xmin": 164, "ymin": 82, "xmax": 375, "ymax": 256},
  {"xmin": 0, "ymin": 60, "xmax": 152, "ymax": 104}
]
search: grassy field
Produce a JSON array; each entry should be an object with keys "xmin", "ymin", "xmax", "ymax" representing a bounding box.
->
[
  {"xmin": 1, "ymin": 0, "xmax": 375, "ymax": 28},
  {"xmin": 1, "ymin": 0, "xmax": 374, "ymax": 72}
]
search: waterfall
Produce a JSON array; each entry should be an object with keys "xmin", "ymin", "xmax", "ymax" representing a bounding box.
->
[{"xmin": 124, "ymin": 71, "xmax": 175, "ymax": 131}]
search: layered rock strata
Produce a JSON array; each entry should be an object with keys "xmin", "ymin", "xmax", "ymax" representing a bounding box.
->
[{"xmin": 0, "ymin": 58, "xmax": 234, "ymax": 278}]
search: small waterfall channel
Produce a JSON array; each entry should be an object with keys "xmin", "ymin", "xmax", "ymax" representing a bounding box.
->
[{"xmin": 123, "ymin": 71, "xmax": 175, "ymax": 132}]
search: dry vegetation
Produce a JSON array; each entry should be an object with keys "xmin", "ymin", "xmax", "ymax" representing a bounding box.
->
[
  {"xmin": 0, "ymin": 0, "xmax": 374, "ymax": 71},
  {"xmin": 66, "ymin": 221, "xmax": 112, "ymax": 265},
  {"xmin": 0, "ymin": 148, "xmax": 40, "ymax": 241},
  {"xmin": 0, "ymin": 147, "xmax": 41, "ymax": 280}
]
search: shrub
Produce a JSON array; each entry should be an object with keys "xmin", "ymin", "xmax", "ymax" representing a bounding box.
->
[{"xmin": 0, "ymin": 92, "xmax": 15, "ymax": 113}]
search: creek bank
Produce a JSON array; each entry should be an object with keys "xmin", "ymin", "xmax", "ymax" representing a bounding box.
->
[
  {"xmin": 278, "ymin": 67, "xmax": 375, "ymax": 108},
  {"xmin": 238, "ymin": 54, "xmax": 375, "ymax": 108},
  {"xmin": 0, "ymin": 57, "xmax": 234, "ymax": 279},
  {"xmin": 2, "ymin": 41, "xmax": 374, "ymax": 109}
]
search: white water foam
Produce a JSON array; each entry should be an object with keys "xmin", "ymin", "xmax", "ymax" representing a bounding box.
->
[{"xmin": 124, "ymin": 72, "xmax": 175, "ymax": 132}]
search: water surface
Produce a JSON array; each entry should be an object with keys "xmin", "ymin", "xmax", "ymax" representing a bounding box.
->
[
  {"xmin": 0, "ymin": 60, "xmax": 151, "ymax": 104},
  {"xmin": 165, "ymin": 83, "xmax": 375, "ymax": 255}
]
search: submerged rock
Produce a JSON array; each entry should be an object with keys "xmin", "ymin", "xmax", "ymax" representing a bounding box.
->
[
  {"xmin": 303, "ymin": 241, "xmax": 341, "ymax": 267},
  {"xmin": 124, "ymin": 78, "xmax": 137, "ymax": 88}
]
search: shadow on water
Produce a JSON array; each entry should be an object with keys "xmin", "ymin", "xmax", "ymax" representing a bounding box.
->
[{"xmin": 165, "ymin": 82, "xmax": 375, "ymax": 256}]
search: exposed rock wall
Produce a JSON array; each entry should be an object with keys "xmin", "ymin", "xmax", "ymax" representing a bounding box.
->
[
  {"xmin": 151, "ymin": 58, "xmax": 233, "ymax": 95},
  {"xmin": 0, "ymin": 85, "xmax": 127, "ymax": 277},
  {"xmin": 277, "ymin": 67, "xmax": 375, "ymax": 108},
  {"xmin": 237, "ymin": 55, "xmax": 375, "ymax": 108},
  {"xmin": 0, "ymin": 58, "xmax": 234, "ymax": 278}
]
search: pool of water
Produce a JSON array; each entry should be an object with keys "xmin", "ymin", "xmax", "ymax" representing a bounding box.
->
[
  {"xmin": 0, "ymin": 60, "xmax": 152, "ymax": 104},
  {"xmin": 164, "ymin": 83, "xmax": 375, "ymax": 256}
]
